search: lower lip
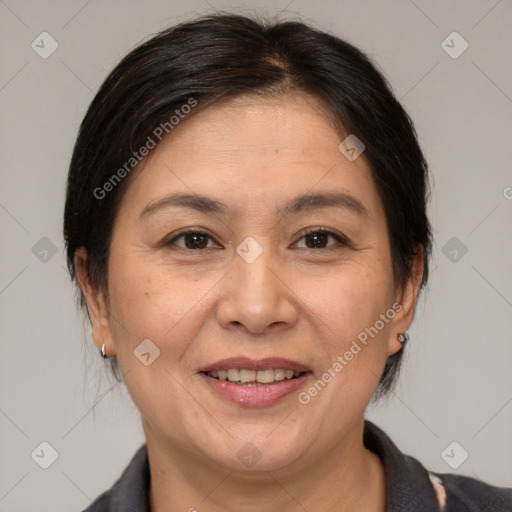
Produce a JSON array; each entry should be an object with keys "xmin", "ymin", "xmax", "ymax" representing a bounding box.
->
[{"xmin": 200, "ymin": 372, "xmax": 311, "ymax": 407}]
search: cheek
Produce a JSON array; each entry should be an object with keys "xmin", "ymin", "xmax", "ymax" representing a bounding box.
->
[
  {"xmin": 106, "ymin": 255, "xmax": 211, "ymax": 359},
  {"xmin": 309, "ymin": 259, "xmax": 394, "ymax": 339},
  {"xmin": 104, "ymin": 258, "xmax": 210, "ymax": 422},
  {"xmin": 302, "ymin": 260, "xmax": 395, "ymax": 398}
]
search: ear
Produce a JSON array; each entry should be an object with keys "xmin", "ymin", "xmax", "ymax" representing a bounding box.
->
[
  {"xmin": 386, "ymin": 246, "xmax": 424, "ymax": 357},
  {"xmin": 74, "ymin": 248, "xmax": 115, "ymax": 357}
]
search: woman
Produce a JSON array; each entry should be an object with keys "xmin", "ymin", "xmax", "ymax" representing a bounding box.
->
[{"xmin": 63, "ymin": 13, "xmax": 512, "ymax": 512}]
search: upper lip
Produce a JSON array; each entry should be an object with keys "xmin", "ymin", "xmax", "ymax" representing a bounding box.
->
[{"xmin": 199, "ymin": 357, "xmax": 311, "ymax": 373}]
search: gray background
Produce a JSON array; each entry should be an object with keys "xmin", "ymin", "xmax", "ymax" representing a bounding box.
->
[{"xmin": 1, "ymin": 0, "xmax": 511, "ymax": 510}]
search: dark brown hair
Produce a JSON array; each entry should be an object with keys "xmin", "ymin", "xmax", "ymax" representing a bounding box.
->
[{"xmin": 64, "ymin": 13, "xmax": 432, "ymax": 398}]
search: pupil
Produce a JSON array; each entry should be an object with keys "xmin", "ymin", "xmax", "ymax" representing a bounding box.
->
[
  {"xmin": 306, "ymin": 232, "xmax": 327, "ymax": 248},
  {"xmin": 186, "ymin": 233, "xmax": 208, "ymax": 249}
]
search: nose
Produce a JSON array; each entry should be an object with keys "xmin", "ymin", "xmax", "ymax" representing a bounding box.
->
[{"xmin": 215, "ymin": 246, "xmax": 299, "ymax": 336}]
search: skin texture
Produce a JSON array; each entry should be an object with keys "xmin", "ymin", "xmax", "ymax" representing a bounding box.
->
[{"xmin": 75, "ymin": 92, "xmax": 423, "ymax": 512}]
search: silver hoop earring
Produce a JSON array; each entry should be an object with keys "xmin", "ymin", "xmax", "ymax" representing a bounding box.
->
[
  {"xmin": 398, "ymin": 332, "xmax": 409, "ymax": 345},
  {"xmin": 100, "ymin": 343, "xmax": 108, "ymax": 359}
]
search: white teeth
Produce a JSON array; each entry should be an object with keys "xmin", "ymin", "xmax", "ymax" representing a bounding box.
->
[
  {"xmin": 207, "ymin": 368, "xmax": 304, "ymax": 384},
  {"xmin": 256, "ymin": 369, "xmax": 275, "ymax": 383},
  {"xmin": 274, "ymin": 369, "xmax": 285, "ymax": 381},
  {"xmin": 227, "ymin": 369, "xmax": 240, "ymax": 382},
  {"xmin": 239, "ymin": 369, "xmax": 256, "ymax": 383}
]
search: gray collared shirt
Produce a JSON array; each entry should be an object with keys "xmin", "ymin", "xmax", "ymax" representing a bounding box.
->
[{"xmin": 82, "ymin": 421, "xmax": 512, "ymax": 511}]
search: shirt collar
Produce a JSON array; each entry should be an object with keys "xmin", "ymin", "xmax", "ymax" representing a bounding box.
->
[
  {"xmin": 106, "ymin": 443, "xmax": 150, "ymax": 512},
  {"xmin": 363, "ymin": 420, "xmax": 441, "ymax": 511}
]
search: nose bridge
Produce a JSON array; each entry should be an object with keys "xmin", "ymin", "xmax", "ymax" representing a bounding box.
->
[
  {"xmin": 239, "ymin": 249, "xmax": 275, "ymax": 302},
  {"xmin": 216, "ymin": 239, "xmax": 297, "ymax": 334}
]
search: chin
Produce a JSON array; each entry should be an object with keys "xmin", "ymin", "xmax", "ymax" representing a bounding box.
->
[{"xmin": 208, "ymin": 436, "xmax": 304, "ymax": 474}]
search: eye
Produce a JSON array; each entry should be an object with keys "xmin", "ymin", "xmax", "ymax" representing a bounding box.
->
[
  {"xmin": 294, "ymin": 228, "xmax": 348, "ymax": 250},
  {"xmin": 164, "ymin": 227, "xmax": 348, "ymax": 251},
  {"xmin": 165, "ymin": 229, "xmax": 221, "ymax": 250}
]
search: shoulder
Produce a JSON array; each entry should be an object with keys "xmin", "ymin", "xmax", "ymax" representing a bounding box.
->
[
  {"xmin": 430, "ymin": 471, "xmax": 512, "ymax": 511},
  {"xmin": 81, "ymin": 491, "xmax": 111, "ymax": 512},
  {"xmin": 79, "ymin": 444, "xmax": 150, "ymax": 512},
  {"xmin": 363, "ymin": 420, "xmax": 512, "ymax": 511}
]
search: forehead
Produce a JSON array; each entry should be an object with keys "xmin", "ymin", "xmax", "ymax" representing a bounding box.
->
[
  {"xmin": 164, "ymin": 92, "xmax": 344, "ymax": 158},
  {"xmin": 118, "ymin": 92, "xmax": 380, "ymax": 219}
]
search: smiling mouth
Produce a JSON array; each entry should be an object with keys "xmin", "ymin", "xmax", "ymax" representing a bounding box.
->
[{"xmin": 203, "ymin": 368, "xmax": 307, "ymax": 385}]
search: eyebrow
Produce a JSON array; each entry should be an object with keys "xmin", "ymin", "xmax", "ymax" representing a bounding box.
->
[{"xmin": 138, "ymin": 191, "xmax": 368, "ymax": 220}]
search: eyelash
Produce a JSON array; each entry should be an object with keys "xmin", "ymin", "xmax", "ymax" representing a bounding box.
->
[{"xmin": 164, "ymin": 226, "xmax": 350, "ymax": 251}]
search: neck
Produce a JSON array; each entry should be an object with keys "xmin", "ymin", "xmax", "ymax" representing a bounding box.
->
[{"xmin": 145, "ymin": 418, "xmax": 386, "ymax": 512}]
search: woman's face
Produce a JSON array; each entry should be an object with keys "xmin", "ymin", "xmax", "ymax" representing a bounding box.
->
[{"xmin": 81, "ymin": 92, "xmax": 417, "ymax": 473}]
